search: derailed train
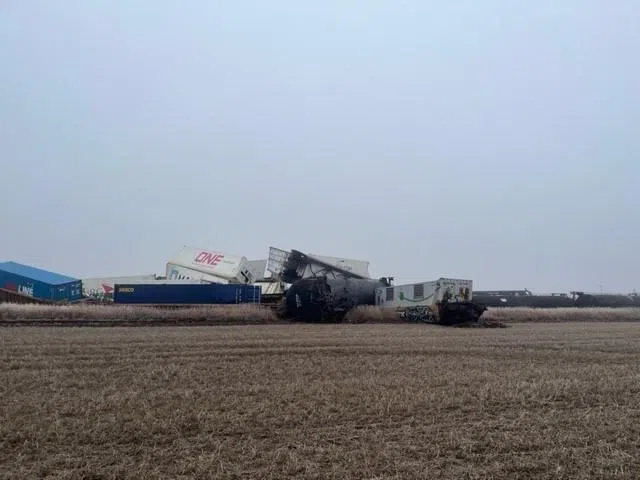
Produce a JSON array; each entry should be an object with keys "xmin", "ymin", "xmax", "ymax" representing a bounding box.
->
[
  {"xmin": 268, "ymin": 247, "xmax": 488, "ymax": 325},
  {"xmin": 281, "ymin": 276, "xmax": 487, "ymax": 325}
]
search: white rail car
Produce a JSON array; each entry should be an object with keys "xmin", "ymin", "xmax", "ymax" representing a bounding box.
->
[{"xmin": 375, "ymin": 278, "xmax": 482, "ymax": 324}]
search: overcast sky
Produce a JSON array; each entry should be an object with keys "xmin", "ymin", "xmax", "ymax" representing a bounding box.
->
[{"xmin": 1, "ymin": 1, "xmax": 638, "ymax": 293}]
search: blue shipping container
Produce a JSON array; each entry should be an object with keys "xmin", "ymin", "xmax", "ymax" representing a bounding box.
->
[
  {"xmin": 0, "ymin": 261, "xmax": 83, "ymax": 303},
  {"xmin": 113, "ymin": 283, "xmax": 261, "ymax": 305}
]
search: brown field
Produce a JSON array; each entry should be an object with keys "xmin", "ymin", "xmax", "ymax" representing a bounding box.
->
[{"xmin": 1, "ymin": 322, "xmax": 639, "ymax": 479}]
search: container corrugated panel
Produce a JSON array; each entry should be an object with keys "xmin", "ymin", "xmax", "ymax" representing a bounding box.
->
[
  {"xmin": 82, "ymin": 275, "xmax": 158, "ymax": 298},
  {"xmin": 308, "ymin": 254, "xmax": 371, "ymax": 278},
  {"xmin": 246, "ymin": 260, "xmax": 268, "ymax": 282},
  {"xmin": 375, "ymin": 278, "xmax": 473, "ymax": 308},
  {"xmin": 113, "ymin": 283, "xmax": 261, "ymax": 305},
  {"xmin": 0, "ymin": 261, "xmax": 82, "ymax": 302}
]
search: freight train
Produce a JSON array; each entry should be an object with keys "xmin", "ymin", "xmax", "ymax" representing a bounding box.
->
[{"xmin": 473, "ymin": 291, "xmax": 640, "ymax": 308}]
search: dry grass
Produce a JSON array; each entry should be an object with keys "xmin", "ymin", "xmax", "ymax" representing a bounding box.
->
[
  {"xmin": 344, "ymin": 305, "xmax": 640, "ymax": 326},
  {"xmin": 0, "ymin": 302, "xmax": 279, "ymax": 326},
  {"xmin": 344, "ymin": 305, "xmax": 404, "ymax": 323},
  {"xmin": 483, "ymin": 306, "xmax": 640, "ymax": 323},
  {"xmin": 1, "ymin": 322, "xmax": 639, "ymax": 479}
]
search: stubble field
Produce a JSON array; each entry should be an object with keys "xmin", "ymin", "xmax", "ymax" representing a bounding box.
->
[{"xmin": 1, "ymin": 322, "xmax": 639, "ymax": 479}]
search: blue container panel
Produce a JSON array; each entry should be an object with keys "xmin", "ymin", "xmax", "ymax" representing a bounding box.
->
[
  {"xmin": 0, "ymin": 270, "xmax": 83, "ymax": 303},
  {"xmin": 0, "ymin": 270, "xmax": 80, "ymax": 302},
  {"xmin": 113, "ymin": 283, "xmax": 261, "ymax": 305},
  {"xmin": 52, "ymin": 280, "xmax": 83, "ymax": 302},
  {"xmin": 0, "ymin": 270, "xmax": 51, "ymax": 300}
]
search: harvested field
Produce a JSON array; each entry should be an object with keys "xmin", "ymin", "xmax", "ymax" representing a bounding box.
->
[{"xmin": 1, "ymin": 323, "xmax": 639, "ymax": 479}]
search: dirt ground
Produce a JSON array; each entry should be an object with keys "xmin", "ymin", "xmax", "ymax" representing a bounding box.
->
[{"xmin": 1, "ymin": 322, "xmax": 639, "ymax": 479}]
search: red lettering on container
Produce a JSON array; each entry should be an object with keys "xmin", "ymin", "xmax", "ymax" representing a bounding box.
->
[{"xmin": 194, "ymin": 251, "xmax": 224, "ymax": 267}]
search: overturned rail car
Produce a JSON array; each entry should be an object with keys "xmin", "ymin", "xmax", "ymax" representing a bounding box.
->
[{"xmin": 282, "ymin": 277, "xmax": 388, "ymax": 322}]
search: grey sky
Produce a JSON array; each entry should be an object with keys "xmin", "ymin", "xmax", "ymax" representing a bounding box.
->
[{"xmin": 1, "ymin": 1, "xmax": 638, "ymax": 293}]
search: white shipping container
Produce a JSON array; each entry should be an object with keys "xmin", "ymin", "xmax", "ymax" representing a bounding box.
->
[
  {"xmin": 165, "ymin": 263, "xmax": 230, "ymax": 284},
  {"xmin": 252, "ymin": 280, "xmax": 285, "ymax": 295},
  {"xmin": 375, "ymin": 278, "xmax": 473, "ymax": 308},
  {"xmin": 82, "ymin": 275, "xmax": 157, "ymax": 297},
  {"xmin": 167, "ymin": 246, "xmax": 254, "ymax": 283}
]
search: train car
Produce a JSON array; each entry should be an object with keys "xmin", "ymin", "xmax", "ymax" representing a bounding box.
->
[
  {"xmin": 472, "ymin": 293, "xmax": 575, "ymax": 308},
  {"xmin": 375, "ymin": 277, "xmax": 485, "ymax": 325},
  {"xmin": 113, "ymin": 283, "xmax": 261, "ymax": 305},
  {"xmin": 283, "ymin": 277, "xmax": 387, "ymax": 322},
  {"xmin": 574, "ymin": 293, "xmax": 637, "ymax": 308}
]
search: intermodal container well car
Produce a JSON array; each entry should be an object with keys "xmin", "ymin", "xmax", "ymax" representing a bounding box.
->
[
  {"xmin": 112, "ymin": 283, "xmax": 261, "ymax": 305},
  {"xmin": 0, "ymin": 261, "xmax": 82, "ymax": 303}
]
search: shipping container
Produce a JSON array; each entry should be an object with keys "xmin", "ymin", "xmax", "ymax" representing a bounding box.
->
[
  {"xmin": 82, "ymin": 275, "xmax": 207, "ymax": 301},
  {"xmin": 0, "ymin": 261, "xmax": 82, "ymax": 303},
  {"xmin": 82, "ymin": 274, "xmax": 158, "ymax": 298},
  {"xmin": 167, "ymin": 246, "xmax": 254, "ymax": 284},
  {"xmin": 375, "ymin": 278, "xmax": 473, "ymax": 308},
  {"xmin": 112, "ymin": 283, "xmax": 261, "ymax": 305},
  {"xmin": 253, "ymin": 280, "xmax": 285, "ymax": 296},
  {"xmin": 165, "ymin": 263, "xmax": 230, "ymax": 284},
  {"xmin": 246, "ymin": 259, "xmax": 269, "ymax": 282}
]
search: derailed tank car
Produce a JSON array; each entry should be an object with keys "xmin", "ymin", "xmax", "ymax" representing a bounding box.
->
[
  {"xmin": 283, "ymin": 277, "xmax": 389, "ymax": 322},
  {"xmin": 375, "ymin": 278, "xmax": 487, "ymax": 325}
]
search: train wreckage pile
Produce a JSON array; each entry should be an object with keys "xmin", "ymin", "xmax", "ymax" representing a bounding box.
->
[
  {"xmin": 267, "ymin": 247, "xmax": 487, "ymax": 325},
  {"xmin": 5, "ymin": 245, "xmax": 639, "ymax": 325},
  {"xmin": 1, "ymin": 246, "xmax": 489, "ymax": 326}
]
